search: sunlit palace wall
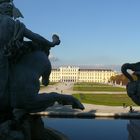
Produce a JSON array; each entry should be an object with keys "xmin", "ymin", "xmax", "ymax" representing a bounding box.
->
[{"xmin": 49, "ymin": 66, "xmax": 117, "ymax": 83}]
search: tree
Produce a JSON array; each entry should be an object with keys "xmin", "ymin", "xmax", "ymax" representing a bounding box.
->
[{"xmin": 110, "ymin": 73, "xmax": 137, "ymax": 85}]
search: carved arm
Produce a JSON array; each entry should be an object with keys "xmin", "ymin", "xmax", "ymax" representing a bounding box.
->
[{"xmin": 24, "ymin": 28, "xmax": 60, "ymax": 48}]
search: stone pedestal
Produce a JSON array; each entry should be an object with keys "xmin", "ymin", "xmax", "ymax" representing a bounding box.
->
[{"xmin": 0, "ymin": 110, "xmax": 68, "ymax": 140}]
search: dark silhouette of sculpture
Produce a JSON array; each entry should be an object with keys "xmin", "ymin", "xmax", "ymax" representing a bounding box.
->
[
  {"xmin": 0, "ymin": 0, "xmax": 60, "ymax": 113},
  {"xmin": 127, "ymin": 120, "xmax": 140, "ymax": 140},
  {"xmin": 8, "ymin": 50, "xmax": 84, "ymax": 113},
  {"xmin": 0, "ymin": 0, "xmax": 84, "ymax": 115},
  {"xmin": 121, "ymin": 62, "xmax": 140, "ymax": 105},
  {"xmin": 0, "ymin": 1, "xmax": 84, "ymax": 139}
]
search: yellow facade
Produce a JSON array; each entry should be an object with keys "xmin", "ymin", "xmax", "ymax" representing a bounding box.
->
[{"xmin": 49, "ymin": 66, "xmax": 116, "ymax": 83}]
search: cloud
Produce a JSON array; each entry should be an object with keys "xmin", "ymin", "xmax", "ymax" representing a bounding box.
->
[{"xmin": 49, "ymin": 54, "xmax": 59, "ymax": 62}]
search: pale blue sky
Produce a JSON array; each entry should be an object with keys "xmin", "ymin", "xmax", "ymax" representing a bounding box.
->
[{"xmin": 14, "ymin": 0, "xmax": 140, "ymax": 67}]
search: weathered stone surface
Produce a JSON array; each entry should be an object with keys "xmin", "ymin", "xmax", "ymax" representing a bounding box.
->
[
  {"xmin": 0, "ymin": 1, "xmax": 84, "ymax": 139},
  {"xmin": 0, "ymin": 112, "xmax": 69, "ymax": 140},
  {"xmin": 122, "ymin": 62, "xmax": 140, "ymax": 105}
]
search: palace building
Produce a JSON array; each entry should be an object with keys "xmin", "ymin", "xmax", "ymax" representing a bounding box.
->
[{"xmin": 49, "ymin": 66, "xmax": 116, "ymax": 83}]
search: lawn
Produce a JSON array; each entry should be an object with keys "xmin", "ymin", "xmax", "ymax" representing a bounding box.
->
[
  {"xmin": 75, "ymin": 82, "xmax": 111, "ymax": 86},
  {"xmin": 73, "ymin": 93, "xmax": 137, "ymax": 106},
  {"xmin": 73, "ymin": 82, "xmax": 126, "ymax": 92}
]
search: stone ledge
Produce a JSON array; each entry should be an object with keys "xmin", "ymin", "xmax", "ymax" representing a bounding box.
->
[{"xmin": 32, "ymin": 111, "xmax": 140, "ymax": 119}]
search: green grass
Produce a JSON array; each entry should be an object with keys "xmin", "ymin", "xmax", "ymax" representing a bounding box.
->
[
  {"xmin": 73, "ymin": 82, "xmax": 126, "ymax": 91},
  {"xmin": 75, "ymin": 82, "xmax": 111, "ymax": 86},
  {"xmin": 73, "ymin": 93, "xmax": 137, "ymax": 106},
  {"xmin": 73, "ymin": 86, "xmax": 126, "ymax": 92}
]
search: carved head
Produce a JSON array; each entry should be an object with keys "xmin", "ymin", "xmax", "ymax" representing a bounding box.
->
[
  {"xmin": 0, "ymin": 2, "xmax": 13, "ymax": 16},
  {"xmin": 0, "ymin": 0, "xmax": 23, "ymax": 19}
]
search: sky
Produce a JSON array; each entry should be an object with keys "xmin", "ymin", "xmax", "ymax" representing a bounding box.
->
[{"xmin": 14, "ymin": 0, "xmax": 140, "ymax": 69}]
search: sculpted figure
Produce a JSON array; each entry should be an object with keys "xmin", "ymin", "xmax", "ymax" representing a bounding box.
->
[
  {"xmin": 121, "ymin": 62, "xmax": 140, "ymax": 105},
  {"xmin": 9, "ymin": 50, "xmax": 84, "ymax": 113},
  {"xmin": 127, "ymin": 120, "xmax": 140, "ymax": 140},
  {"xmin": 0, "ymin": 0, "xmax": 59, "ymax": 112},
  {"xmin": 0, "ymin": 0, "xmax": 84, "ymax": 114},
  {"xmin": 0, "ymin": 1, "xmax": 84, "ymax": 139}
]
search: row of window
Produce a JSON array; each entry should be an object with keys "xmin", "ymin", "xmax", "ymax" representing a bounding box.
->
[
  {"xmin": 51, "ymin": 72, "xmax": 113, "ymax": 76},
  {"xmin": 50, "ymin": 76, "xmax": 110, "ymax": 79}
]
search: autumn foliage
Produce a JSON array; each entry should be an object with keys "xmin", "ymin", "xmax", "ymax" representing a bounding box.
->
[{"xmin": 110, "ymin": 73, "xmax": 137, "ymax": 86}]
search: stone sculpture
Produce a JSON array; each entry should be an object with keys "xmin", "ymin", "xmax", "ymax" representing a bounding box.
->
[
  {"xmin": 127, "ymin": 120, "xmax": 140, "ymax": 140},
  {"xmin": 121, "ymin": 62, "xmax": 140, "ymax": 105},
  {"xmin": 0, "ymin": 1, "xmax": 84, "ymax": 139}
]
